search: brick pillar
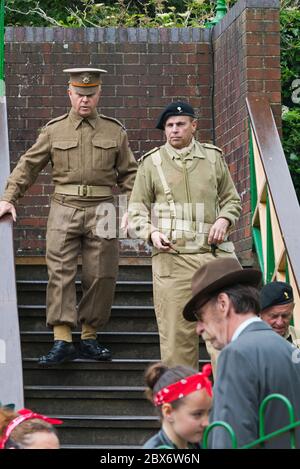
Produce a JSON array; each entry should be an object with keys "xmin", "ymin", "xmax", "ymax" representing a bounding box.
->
[{"xmin": 212, "ymin": 0, "xmax": 281, "ymax": 265}]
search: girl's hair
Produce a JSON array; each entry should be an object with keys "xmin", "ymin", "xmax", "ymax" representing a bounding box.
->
[
  {"xmin": 144, "ymin": 362, "xmax": 197, "ymax": 412},
  {"xmin": 0, "ymin": 407, "xmax": 58, "ymax": 449}
]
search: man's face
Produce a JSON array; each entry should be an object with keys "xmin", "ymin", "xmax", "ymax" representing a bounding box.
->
[
  {"xmin": 260, "ymin": 303, "xmax": 294, "ymax": 336},
  {"xmin": 68, "ymin": 86, "xmax": 101, "ymax": 117},
  {"xmin": 164, "ymin": 115, "xmax": 197, "ymax": 149},
  {"xmin": 195, "ymin": 297, "xmax": 229, "ymax": 350}
]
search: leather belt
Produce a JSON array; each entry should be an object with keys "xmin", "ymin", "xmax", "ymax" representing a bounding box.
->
[{"xmin": 55, "ymin": 184, "xmax": 112, "ymax": 197}]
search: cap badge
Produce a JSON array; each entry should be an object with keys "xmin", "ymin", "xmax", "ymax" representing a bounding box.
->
[
  {"xmin": 284, "ymin": 291, "xmax": 289, "ymax": 299},
  {"xmin": 177, "ymin": 106, "xmax": 182, "ymax": 112},
  {"xmin": 82, "ymin": 75, "xmax": 91, "ymax": 84}
]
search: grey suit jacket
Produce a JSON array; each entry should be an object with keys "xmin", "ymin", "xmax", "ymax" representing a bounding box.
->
[{"xmin": 209, "ymin": 321, "xmax": 300, "ymax": 449}]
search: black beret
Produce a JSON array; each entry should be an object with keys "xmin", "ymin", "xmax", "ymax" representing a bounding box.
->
[
  {"xmin": 156, "ymin": 101, "xmax": 196, "ymax": 130},
  {"xmin": 260, "ymin": 281, "xmax": 294, "ymax": 310}
]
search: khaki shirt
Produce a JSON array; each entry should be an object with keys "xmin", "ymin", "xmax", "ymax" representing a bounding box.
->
[
  {"xmin": 1, "ymin": 108, "xmax": 137, "ymax": 205},
  {"xmin": 129, "ymin": 141, "xmax": 241, "ymax": 254},
  {"xmin": 286, "ymin": 325, "xmax": 300, "ymax": 349}
]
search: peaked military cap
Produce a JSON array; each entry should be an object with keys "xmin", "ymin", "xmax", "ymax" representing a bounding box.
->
[
  {"xmin": 156, "ymin": 101, "xmax": 196, "ymax": 130},
  {"xmin": 64, "ymin": 68, "xmax": 107, "ymax": 95},
  {"xmin": 260, "ymin": 281, "xmax": 294, "ymax": 311}
]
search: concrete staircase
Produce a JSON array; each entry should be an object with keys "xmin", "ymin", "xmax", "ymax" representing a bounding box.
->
[{"xmin": 17, "ymin": 262, "xmax": 209, "ymax": 449}]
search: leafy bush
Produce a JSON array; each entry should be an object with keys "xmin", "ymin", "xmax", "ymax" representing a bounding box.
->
[{"xmin": 280, "ymin": 4, "xmax": 300, "ymax": 199}]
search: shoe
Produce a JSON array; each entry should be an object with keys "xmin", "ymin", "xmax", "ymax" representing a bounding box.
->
[
  {"xmin": 38, "ymin": 340, "xmax": 77, "ymax": 366},
  {"xmin": 78, "ymin": 339, "xmax": 111, "ymax": 361}
]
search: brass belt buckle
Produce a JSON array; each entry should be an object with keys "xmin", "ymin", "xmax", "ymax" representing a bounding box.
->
[{"xmin": 78, "ymin": 185, "xmax": 88, "ymax": 197}]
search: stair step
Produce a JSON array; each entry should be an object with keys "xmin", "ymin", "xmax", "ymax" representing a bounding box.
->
[
  {"xmin": 23, "ymin": 358, "xmax": 156, "ymax": 387},
  {"xmin": 21, "ymin": 331, "xmax": 209, "ymax": 361},
  {"xmin": 18, "ymin": 305, "xmax": 157, "ymax": 332},
  {"xmin": 52, "ymin": 415, "xmax": 159, "ymax": 446},
  {"xmin": 16, "ymin": 263, "xmax": 153, "ymax": 282},
  {"xmin": 21, "ymin": 331, "xmax": 162, "ymax": 359},
  {"xmin": 24, "ymin": 385, "xmax": 154, "ymax": 416},
  {"xmin": 23, "ymin": 358, "xmax": 210, "ymax": 387},
  {"xmin": 17, "ymin": 280, "xmax": 153, "ymax": 306}
]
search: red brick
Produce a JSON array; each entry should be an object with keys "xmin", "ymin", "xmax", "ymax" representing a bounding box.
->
[
  {"xmin": 171, "ymin": 54, "xmax": 188, "ymax": 64},
  {"xmin": 247, "ymin": 68, "xmax": 281, "ymax": 80},
  {"xmin": 264, "ymin": 57, "xmax": 280, "ymax": 68},
  {"xmin": 264, "ymin": 81, "xmax": 282, "ymax": 92},
  {"xmin": 123, "ymin": 54, "xmax": 140, "ymax": 64}
]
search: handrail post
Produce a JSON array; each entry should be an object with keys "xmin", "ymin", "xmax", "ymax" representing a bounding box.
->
[
  {"xmin": 202, "ymin": 421, "xmax": 238, "ymax": 449},
  {"xmin": 259, "ymin": 394, "xmax": 296, "ymax": 448},
  {"xmin": 206, "ymin": 1, "xmax": 228, "ymax": 28}
]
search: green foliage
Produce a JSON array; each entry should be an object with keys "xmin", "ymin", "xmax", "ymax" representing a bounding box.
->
[
  {"xmin": 4, "ymin": 0, "xmax": 219, "ymax": 28},
  {"xmin": 280, "ymin": 4, "xmax": 300, "ymax": 199}
]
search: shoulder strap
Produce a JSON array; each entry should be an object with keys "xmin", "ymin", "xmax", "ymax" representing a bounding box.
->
[
  {"xmin": 202, "ymin": 142, "xmax": 223, "ymax": 154},
  {"xmin": 138, "ymin": 147, "xmax": 160, "ymax": 163},
  {"xmin": 151, "ymin": 151, "xmax": 176, "ymax": 220},
  {"xmin": 45, "ymin": 113, "xmax": 69, "ymax": 127},
  {"xmin": 99, "ymin": 114, "xmax": 125, "ymax": 129}
]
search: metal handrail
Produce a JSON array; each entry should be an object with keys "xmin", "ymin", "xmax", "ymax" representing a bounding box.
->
[
  {"xmin": 203, "ymin": 394, "xmax": 300, "ymax": 449},
  {"xmin": 202, "ymin": 421, "xmax": 238, "ymax": 449}
]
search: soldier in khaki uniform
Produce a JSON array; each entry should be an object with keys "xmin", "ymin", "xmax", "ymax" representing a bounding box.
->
[
  {"xmin": 0, "ymin": 68, "xmax": 137, "ymax": 365},
  {"xmin": 128, "ymin": 102, "xmax": 241, "ymax": 370}
]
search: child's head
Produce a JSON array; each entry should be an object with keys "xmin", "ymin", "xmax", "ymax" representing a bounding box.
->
[
  {"xmin": 0, "ymin": 407, "xmax": 62, "ymax": 449},
  {"xmin": 145, "ymin": 363, "xmax": 212, "ymax": 446}
]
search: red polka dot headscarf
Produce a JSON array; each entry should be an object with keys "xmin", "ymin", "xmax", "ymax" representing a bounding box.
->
[
  {"xmin": 0, "ymin": 408, "xmax": 63, "ymax": 449},
  {"xmin": 153, "ymin": 364, "xmax": 213, "ymax": 407}
]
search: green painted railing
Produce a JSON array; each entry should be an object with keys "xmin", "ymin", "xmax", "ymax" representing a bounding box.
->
[{"xmin": 202, "ymin": 393, "xmax": 300, "ymax": 449}]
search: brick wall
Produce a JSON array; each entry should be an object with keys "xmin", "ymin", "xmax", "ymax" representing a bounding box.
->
[
  {"xmin": 212, "ymin": 0, "xmax": 281, "ymax": 265},
  {"xmin": 4, "ymin": 0, "xmax": 282, "ymax": 260},
  {"xmin": 4, "ymin": 27, "xmax": 212, "ymax": 256}
]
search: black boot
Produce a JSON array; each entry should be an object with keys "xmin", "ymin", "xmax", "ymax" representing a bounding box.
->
[
  {"xmin": 38, "ymin": 340, "xmax": 77, "ymax": 366},
  {"xmin": 79, "ymin": 339, "xmax": 111, "ymax": 361}
]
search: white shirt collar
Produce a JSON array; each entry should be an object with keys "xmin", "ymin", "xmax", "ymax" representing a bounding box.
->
[{"xmin": 231, "ymin": 316, "xmax": 262, "ymax": 342}]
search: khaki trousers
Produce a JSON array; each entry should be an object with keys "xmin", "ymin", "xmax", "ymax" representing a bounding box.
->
[
  {"xmin": 46, "ymin": 199, "xmax": 119, "ymax": 329},
  {"xmin": 152, "ymin": 251, "xmax": 236, "ymax": 371}
]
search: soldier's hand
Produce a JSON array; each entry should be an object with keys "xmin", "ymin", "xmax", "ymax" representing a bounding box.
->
[
  {"xmin": 151, "ymin": 231, "xmax": 171, "ymax": 251},
  {"xmin": 0, "ymin": 201, "xmax": 17, "ymax": 222},
  {"xmin": 208, "ymin": 217, "xmax": 230, "ymax": 245}
]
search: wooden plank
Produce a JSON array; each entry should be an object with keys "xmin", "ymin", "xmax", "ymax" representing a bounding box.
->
[{"xmin": 0, "ymin": 97, "xmax": 24, "ymax": 408}]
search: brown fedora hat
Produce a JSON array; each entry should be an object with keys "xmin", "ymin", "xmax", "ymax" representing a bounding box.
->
[{"xmin": 183, "ymin": 258, "xmax": 262, "ymax": 322}]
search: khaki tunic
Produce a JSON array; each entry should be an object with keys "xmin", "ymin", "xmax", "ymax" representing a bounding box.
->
[
  {"xmin": 129, "ymin": 141, "xmax": 241, "ymax": 369},
  {"xmin": 1, "ymin": 108, "xmax": 137, "ymax": 329}
]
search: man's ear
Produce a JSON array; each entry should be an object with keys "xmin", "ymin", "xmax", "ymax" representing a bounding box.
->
[
  {"xmin": 161, "ymin": 403, "xmax": 174, "ymax": 423},
  {"xmin": 217, "ymin": 292, "xmax": 231, "ymax": 318}
]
